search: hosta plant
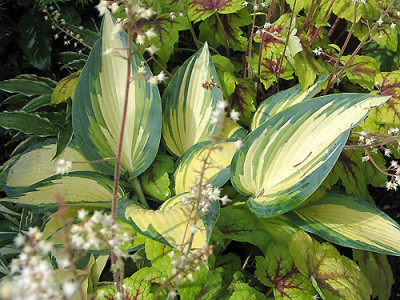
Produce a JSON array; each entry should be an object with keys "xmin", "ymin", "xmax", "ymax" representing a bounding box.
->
[{"xmin": 1, "ymin": 1, "xmax": 400, "ymax": 299}]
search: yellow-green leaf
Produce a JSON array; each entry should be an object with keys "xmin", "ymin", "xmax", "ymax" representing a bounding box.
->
[
  {"xmin": 251, "ymin": 75, "xmax": 328, "ymax": 130},
  {"xmin": 174, "ymin": 141, "xmax": 238, "ymax": 194},
  {"xmin": 2, "ymin": 172, "xmax": 121, "ymax": 210},
  {"xmin": 120, "ymin": 196, "xmax": 218, "ymax": 250},
  {"xmin": 51, "ymin": 71, "xmax": 81, "ymax": 104},
  {"xmin": 287, "ymin": 191, "xmax": 400, "ymax": 256},
  {"xmin": 232, "ymin": 93, "xmax": 389, "ymax": 218},
  {"xmin": 73, "ymin": 10, "xmax": 161, "ymax": 177},
  {"xmin": 289, "ymin": 231, "xmax": 372, "ymax": 300},
  {"xmin": 3, "ymin": 143, "xmax": 95, "ymax": 193},
  {"xmin": 162, "ymin": 43, "xmax": 223, "ymax": 157},
  {"xmin": 353, "ymin": 250, "xmax": 394, "ymax": 300}
]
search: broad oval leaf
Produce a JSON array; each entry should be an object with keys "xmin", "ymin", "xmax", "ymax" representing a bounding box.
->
[
  {"xmin": 73, "ymin": 10, "xmax": 162, "ymax": 177},
  {"xmin": 2, "ymin": 172, "xmax": 121, "ymax": 211},
  {"xmin": 120, "ymin": 195, "xmax": 218, "ymax": 250},
  {"xmin": 231, "ymin": 94, "xmax": 389, "ymax": 218},
  {"xmin": 287, "ymin": 191, "xmax": 400, "ymax": 256},
  {"xmin": 51, "ymin": 71, "xmax": 81, "ymax": 104},
  {"xmin": 174, "ymin": 140, "xmax": 238, "ymax": 194},
  {"xmin": 251, "ymin": 75, "xmax": 328, "ymax": 130},
  {"xmin": 289, "ymin": 231, "xmax": 372, "ymax": 300},
  {"xmin": 255, "ymin": 243, "xmax": 316, "ymax": 299},
  {"xmin": 3, "ymin": 143, "xmax": 95, "ymax": 194},
  {"xmin": 162, "ymin": 43, "xmax": 223, "ymax": 157}
]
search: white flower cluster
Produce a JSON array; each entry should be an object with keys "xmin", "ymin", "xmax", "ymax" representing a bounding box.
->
[
  {"xmin": 181, "ymin": 183, "xmax": 231, "ymax": 214},
  {"xmin": 210, "ymin": 100, "xmax": 240, "ymax": 126},
  {"xmin": 357, "ymin": 129, "xmax": 400, "ymax": 191},
  {"xmin": 168, "ymin": 245, "xmax": 213, "ymax": 286},
  {"xmin": 43, "ymin": 6, "xmax": 86, "ymax": 51},
  {"xmin": 0, "ymin": 228, "xmax": 73, "ymax": 300},
  {"xmin": 70, "ymin": 210, "xmax": 133, "ymax": 259},
  {"xmin": 55, "ymin": 158, "xmax": 73, "ymax": 175},
  {"xmin": 386, "ymin": 160, "xmax": 400, "ymax": 191}
]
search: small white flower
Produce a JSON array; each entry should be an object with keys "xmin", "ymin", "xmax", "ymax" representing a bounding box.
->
[
  {"xmin": 169, "ymin": 12, "xmax": 176, "ymax": 19},
  {"xmin": 220, "ymin": 195, "xmax": 231, "ymax": 206},
  {"xmin": 386, "ymin": 181, "xmax": 398, "ymax": 191},
  {"xmin": 145, "ymin": 28, "xmax": 157, "ymax": 39},
  {"xmin": 397, "ymin": 11, "xmax": 400, "ymax": 16},
  {"xmin": 77, "ymin": 209, "xmax": 88, "ymax": 220},
  {"xmin": 58, "ymin": 257, "xmax": 70, "ymax": 268},
  {"xmin": 391, "ymin": 160, "xmax": 399, "ymax": 168},
  {"xmin": 168, "ymin": 290, "xmax": 177, "ymax": 299},
  {"xmin": 137, "ymin": 66, "xmax": 146, "ymax": 75},
  {"xmin": 230, "ymin": 109, "xmax": 240, "ymax": 122},
  {"xmin": 103, "ymin": 48, "xmax": 113, "ymax": 56},
  {"xmin": 361, "ymin": 156, "xmax": 370, "ymax": 162},
  {"xmin": 365, "ymin": 137, "xmax": 376, "ymax": 145},
  {"xmin": 391, "ymin": 23, "xmax": 397, "ymax": 29},
  {"xmin": 55, "ymin": 158, "xmax": 72, "ymax": 175},
  {"xmin": 110, "ymin": 2, "xmax": 119, "ymax": 13},
  {"xmin": 146, "ymin": 45, "xmax": 159, "ymax": 55},
  {"xmin": 136, "ymin": 34, "xmax": 145, "ymax": 45},
  {"xmin": 377, "ymin": 17, "xmax": 384, "ymax": 26},
  {"xmin": 378, "ymin": 34, "xmax": 384, "ymax": 39},
  {"xmin": 388, "ymin": 127, "xmax": 399, "ymax": 134},
  {"xmin": 148, "ymin": 76, "xmax": 158, "ymax": 85},
  {"xmin": 384, "ymin": 148, "xmax": 392, "ymax": 157},
  {"xmin": 312, "ymin": 46, "xmax": 323, "ymax": 56},
  {"xmin": 242, "ymin": 1, "xmax": 249, "ymax": 7},
  {"xmin": 140, "ymin": 8, "xmax": 156, "ymax": 19},
  {"xmin": 217, "ymin": 100, "xmax": 227, "ymax": 110},
  {"xmin": 156, "ymin": 71, "xmax": 166, "ymax": 82},
  {"xmin": 14, "ymin": 234, "xmax": 25, "ymax": 247},
  {"xmin": 62, "ymin": 281, "xmax": 77, "ymax": 298},
  {"xmin": 190, "ymin": 225, "xmax": 198, "ymax": 233},
  {"xmin": 96, "ymin": 0, "xmax": 108, "ymax": 16},
  {"xmin": 235, "ymin": 139, "xmax": 243, "ymax": 149}
]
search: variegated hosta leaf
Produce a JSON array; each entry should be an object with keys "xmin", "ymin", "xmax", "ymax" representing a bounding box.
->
[
  {"xmin": 220, "ymin": 117, "xmax": 247, "ymax": 140},
  {"xmin": 120, "ymin": 194, "xmax": 218, "ymax": 250},
  {"xmin": 162, "ymin": 43, "xmax": 223, "ymax": 157},
  {"xmin": 250, "ymin": 75, "xmax": 328, "ymax": 130},
  {"xmin": 2, "ymin": 172, "xmax": 122, "ymax": 210},
  {"xmin": 231, "ymin": 94, "xmax": 389, "ymax": 218},
  {"xmin": 287, "ymin": 191, "xmax": 400, "ymax": 256},
  {"xmin": 73, "ymin": 10, "xmax": 161, "ymax": 177},
  {"xmin": 3, "ymin": 143, "xmax": 95, "ymax": 195},
  {"xmin": 174, "ymin": 141, "xmax": 238, "ymax": 194}
]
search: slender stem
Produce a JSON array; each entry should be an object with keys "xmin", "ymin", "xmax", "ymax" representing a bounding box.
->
[
  {"xmin": 183, "ymin": 2, "xmax": 200, "ymax": 49},
  {"xmin": 54, "ymin": 194, "xmax": 86, "ymax": 300},
  {"xmin": 276, "ymin": 0, "xmax": 296, "ymax": 86},
  {"xmin": 326, "ymin": 0, "xmax": 394, "ymax": 92},
  {"xmin": 215, "ymin": 13, "xmax": 230, "ymax": 58},
  {"xmin": 111, "ymin": 3, "xmax": 134, "ymax": 292},
  {"xmin": 310, "ymin": 0, "xmax": 335, "ymax": 45},
  {"xmin": 244, "ymin": 0, "xmax": 258, "ymax": 78},
  {"xmin": 147, "ymin": 53, "xmax": 173, "ymax": 77},
  {"xmin": 365, "ymin": 149, "xmax": 393, "ymax": 177},
  {"xmin": 299, "ymin": 0, "xmax": 316, "ymax": 34},
  {"xmin": 132, "ymin": 178, "xmax": 149, "ymax": 208},
  {"xmin": 323, "ymin": 3, "xmax": 358, "ymax": 94}
]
